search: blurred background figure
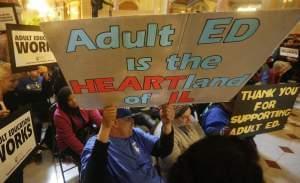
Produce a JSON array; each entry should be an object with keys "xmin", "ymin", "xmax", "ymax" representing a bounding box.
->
[
  {"xmin": 91, "ymin": 0, "xmax": 113, "ymax": 17},
  {"xmin": 16, "ymin": 66, "xmax": 54, "ymax": 161},
  {"xmin": 168, "ymin": 135, "xmax": 264, "ymax": 183}
]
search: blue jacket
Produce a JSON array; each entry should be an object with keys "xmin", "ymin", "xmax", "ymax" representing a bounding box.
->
[
  {"xmin": 81, "ymin": 128, "xmax": 174, "ymax": 183},
  {"xmin": 201, "ymin": 104, "xmax": 230, "ymax": 136}
]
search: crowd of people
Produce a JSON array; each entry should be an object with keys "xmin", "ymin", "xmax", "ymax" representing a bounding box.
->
[
  {"xmin": 253, "ymin": 34, "xmax": 300, "ymax": 85},
  {"xmin": 0, "ymin": 27, "xmax": 299, "ymax": 183}
]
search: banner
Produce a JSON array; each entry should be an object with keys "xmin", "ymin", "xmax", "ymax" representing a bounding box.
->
[
  {"xmin": 0, "ymin": 3, "xmax": 18, "ymax": 32},
  {"xmin": 230, "ymin": 84, "xmax": 300, "ymax": 137},
  {"xmin": 41, "ymin": 10, "xmax": 300, "ymax": 108},
  {"xmin": 0, "ymin": 108, "xmax": 37, "ymax": 182},
  {"xmin": 7, "ymin": 24, "xmax": 57, "ymax": 72}
]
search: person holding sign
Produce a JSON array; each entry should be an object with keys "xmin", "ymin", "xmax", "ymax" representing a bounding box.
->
[
  {"xmin": 154, "ymin": 105, "xmax": 205, "ymax": 178},
  {"xmin": 54, "ymin": 87, "xmax": 102, "ymax": 162},
  {"xmin": 80, "ymin": 105, "xmax": 174, "ymax": 183},
  {"xmin": 0, "ymin": 62, "xmax": 24, "ymax": 183}
]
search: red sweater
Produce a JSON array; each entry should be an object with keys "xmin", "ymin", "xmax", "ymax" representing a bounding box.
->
[{"xmin": 54, "ymin": 105, "xmax": 102, "ymax": 155}]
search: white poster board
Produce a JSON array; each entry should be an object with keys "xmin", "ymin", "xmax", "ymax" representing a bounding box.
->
[
  {"xmin": 0, "ymin": 109, "xmax": 37, "ymax": 182},
  {"xmin": 7, "ymin": 24, "xmax": 57, "ymax": 72},
  {"xmin": 0, "ymin": 3, "xmax": 18, "ymax": 32}
]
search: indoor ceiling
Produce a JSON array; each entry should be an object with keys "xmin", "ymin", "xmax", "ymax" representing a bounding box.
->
[{"xmin": 173, "ymin": 0, "xmax": 262, "ymax": 6}]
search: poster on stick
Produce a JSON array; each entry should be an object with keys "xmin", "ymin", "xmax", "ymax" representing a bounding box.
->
[
  {"xmin": 41, "ymin": 10, "xmax": 300, "ymax": 108},
  {"xmin": 7, "ymin": 24, "xmax": 57, "ymax": 72},
  {"xmin": 0, "ymin": 108, "xmax": 37, "ymax": 182},
  {"xmin": 0, "ymin": 3, "xmax": 19, "ymax": 32},
  {"xmin": 230, "ymin": 83, "xmax": 300, "ymax": 137}
]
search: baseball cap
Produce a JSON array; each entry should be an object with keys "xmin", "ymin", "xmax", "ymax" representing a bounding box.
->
[{"xmin": 117, "ymin": 108, "xmax": 140, "ymax": 119}]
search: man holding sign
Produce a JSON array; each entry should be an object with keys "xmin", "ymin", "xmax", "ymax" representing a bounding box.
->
[{"xmin": 81, "ymin": 105, "xmax": 174, "ymax": 183}]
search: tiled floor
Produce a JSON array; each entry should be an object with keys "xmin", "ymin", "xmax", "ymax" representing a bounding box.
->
[
  {"xmin": 256, "ymin": 95, "xmax": 300, "ymax": 183},
  {"xmin": 23, "ymin": 150, "xmax": 79, "ymax": 183},
  {"xmin": 23, "ymin": 96, "xmax": 300, "ymax": 183}
]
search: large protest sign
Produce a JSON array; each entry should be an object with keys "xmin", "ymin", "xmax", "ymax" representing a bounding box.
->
[
  {"xmin": 41, "ymin": 10, "xmax": 300, "ymax": 108},
  {"xmin": 0, "ymin": 108, "xmax": 37, "ymax": 182},
  {"xmin": 230, "ymin": 84, "xmax": 300, "ymax": 137},
  {"xmin": 6, "ymin": 24, "xmax": 57, "ymax": 72},
  {"xmin": 0, "ymin": 3, "xmax": 18, "ymax": 32}
]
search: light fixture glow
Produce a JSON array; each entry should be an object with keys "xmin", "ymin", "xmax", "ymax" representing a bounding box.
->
[
  {"xmin": 237, "ymin": 6, "xmax": 257, "ymax": 12},
  {"xmin": 26, "ymin": 0, "xmax": 54, "ymax": 18}
]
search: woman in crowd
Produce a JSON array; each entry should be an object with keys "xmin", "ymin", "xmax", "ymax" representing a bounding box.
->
[
  {"xmin": 54, "ymin": 87, "xmax": 102, "ymax": 162},
  {"xmin": 154, "ymin": 105, "xmax": 205, "ymax": 177}
]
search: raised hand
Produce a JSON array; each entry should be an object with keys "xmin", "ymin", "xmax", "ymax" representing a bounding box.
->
[
  {"xmin": 160, "ymin": 104, "xmax": 174, "ymax": 135},
  {"xmin": 102, "ymin": 106, "xmax": 117, "ymax": 129},
  {"xmin": 97, "ymin": 106, "xmax": 117, "ymax": 143}
]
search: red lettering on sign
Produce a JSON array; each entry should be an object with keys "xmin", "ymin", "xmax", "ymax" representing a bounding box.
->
[
  {"xmin": 95, "ymin": 78, "xmax": 115, "ymax": 92},
  {"xmin": 69, "ymin": 80, "xmax": 96, "ymax": 94},
  {"xmin": 118, "ymin": 76, "xmax": 142, "ymax": 91},
  {"xmin": 168, "ymin": 91, "xmax": 179, "ymax": 104},
  {"xmin": 178, "ymin": 91, "xmax": 194, "ymax": 103},
  {"xmin": 143, "ymin": 76, "xmax": 164, "ymax": 90}
]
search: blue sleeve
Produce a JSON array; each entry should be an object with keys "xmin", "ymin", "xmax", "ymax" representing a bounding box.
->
[
  {"xmin": 81, "ymin": 136, "xmax": 110, "ymax": 183},
  {"xmin": 202, "ymin": 107, "xmax": 229, "ymax": 135},
  {"xmin": 81, "ymin": 136, "xmax": 96, "ymax": 174},
  {"xmin": 133, "ymin": 128, "xmax": 159, "ymax": 154}
]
